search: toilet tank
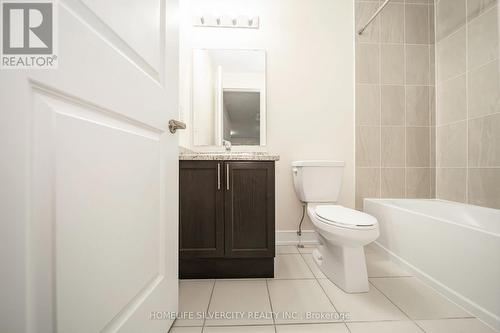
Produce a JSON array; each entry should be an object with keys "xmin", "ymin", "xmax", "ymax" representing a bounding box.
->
[{"xmin": 292, "ymin": 160, "xmax": 345, "ymax": 203}]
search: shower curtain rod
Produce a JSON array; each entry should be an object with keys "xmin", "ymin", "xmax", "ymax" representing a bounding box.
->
[{"xmin": 357, "ymin": 0, "xmax": 391, "ymax": 35}]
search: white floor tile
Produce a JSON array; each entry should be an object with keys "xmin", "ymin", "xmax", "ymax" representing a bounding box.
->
[
  {"xmin": 370, "ymin": 277, "xmax": 471, "ymax": 320},
  {"xmin": 366, "ymin": 252, "xmax": 412, "ymax": 277},
  {"xmin": 276, "ymin": 245, "xmax": 299, "ymax": 254},
  {"xmin": 347, "ymin": 321, "xmax": 423, "ymax": 333},
  {"xmin": 205, "ymin": 280, "xmax": 273, "ymax": 326},
  {"xmin": 274, "ymin": 254, "xmax": 315, "ymax": 279},
  {"xmin": 203, "ymin": 325, "xmax": 275, "ymax": 333},
  {"xmin": 318, "ymin": 279, "xmax": 407, "ymax": 322},
  {"xmin": 416, "ymin": 318, "xmax": 498, "ymax": 333},
  {"xmin": 267, "ymin": 279, "xmax": 339, "ymax": 324},
  {"xmin": 301, "ymin": 254, "xmax": 327, "ymax": 279},
  {"xmin": 276, "ymin": 323, "xmax": 349, "ymax": 332},
  {"xmin": 175, "ymin": 280, "xmax": 214, "ymax": 327},
  {"xmin": 168, "ymin": 327, "xmax": 202, "ymax": 333}
]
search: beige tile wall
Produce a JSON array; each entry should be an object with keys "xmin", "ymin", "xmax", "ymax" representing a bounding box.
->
[
  {"xmin": 435, "ymin": 0, "xmax": 500, "ymax": 209},
  {"xmin": 355, "ymin": 0, "xmax": 436, "ymax": 209}
]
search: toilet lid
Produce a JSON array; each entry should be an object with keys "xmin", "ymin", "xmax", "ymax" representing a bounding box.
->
[{"xmin": 315, "ymin": 205, "xmax": 377, "ymax": 227}]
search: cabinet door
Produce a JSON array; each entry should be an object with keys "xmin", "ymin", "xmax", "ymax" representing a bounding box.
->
[
  {"xmin": 179, "ymin": 161, "xmax": 224, "ymax": 258},
  {"xmin": 225, "ymin": 162, "xmax": 275, "ymax": 257}
]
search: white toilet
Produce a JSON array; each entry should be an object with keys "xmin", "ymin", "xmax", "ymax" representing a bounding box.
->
[{"xmin": 292, "ymin": 160, "xmax": 379, "ymax": 293}]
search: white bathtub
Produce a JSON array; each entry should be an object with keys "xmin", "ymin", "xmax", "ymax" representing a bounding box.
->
[{"xmin": 364, "ymin": 199, "xmax": 500, "ymax": 331}]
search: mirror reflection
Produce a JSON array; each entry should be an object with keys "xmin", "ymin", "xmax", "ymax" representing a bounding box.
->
[{"xmin": 192, "ymin": 49, "xmax": 266, "ymax": 146}]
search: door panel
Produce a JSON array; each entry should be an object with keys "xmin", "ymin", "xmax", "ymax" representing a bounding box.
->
[
  {"xmin": 0, "ymin": 0, "xmax": 179, "ymax": 332},
  {"xmin": 179, "ymin": 161, "xmax": 224, "ymax": 258},
  {"xmin": 224, "ymin": 162, "xmax": 275, "ymax": 258},
  {"xmin": 51, "ymin": 94, "xmax": 161, "ymax": 331},
  {"xmin": 79, "ymin": 0, "xmax": 162, "ymax": 72}
]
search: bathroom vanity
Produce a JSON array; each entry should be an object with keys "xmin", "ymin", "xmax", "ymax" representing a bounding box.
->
[
  {"xmin": 179, "ymin": 152, "xmax": 279, "ymax": 278},
  {"xmin": 178, "ymin": 48, "xmax": 276, "ymax": 278}
]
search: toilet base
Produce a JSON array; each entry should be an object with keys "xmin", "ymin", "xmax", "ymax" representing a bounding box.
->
[{"xmin": 313, "ymin": 236, "xmax": 370, "ymax": 293}]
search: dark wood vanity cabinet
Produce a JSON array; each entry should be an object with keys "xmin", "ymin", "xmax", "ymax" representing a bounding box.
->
[
  {"xmin": 179, "ymin": 161, "xmax": 224, "ymax": 258},
  {"xmin": 224, "ymin": 162, "xmax": 275, "ymax": 258},
  {"xmin": 179, "ymin": 160, "xmax": 275, "ymax": 279}
]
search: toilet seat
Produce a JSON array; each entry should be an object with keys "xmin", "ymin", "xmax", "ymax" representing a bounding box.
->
[{"xmin": 314, "ymin": 205, "xmax": 377, "ymax": 229}]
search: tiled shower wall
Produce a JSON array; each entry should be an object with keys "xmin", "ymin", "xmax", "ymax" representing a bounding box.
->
[
  {"xmin": 355, "ymin": 0, "xmax": 436, "ymax": 209},
  {"xmin": 435, "ymin": 0, "xmax": 500, "ymax": 209}
]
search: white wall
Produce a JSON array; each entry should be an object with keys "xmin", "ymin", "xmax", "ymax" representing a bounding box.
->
[
  {"xmin": 192, "ymin": 50, "xmax": 216, "ymax": 145},
  {"xmin": 223, "ymin": 72, "xmax": 264, "ymax": 90},
  {"xmin": 179, "ymin": 0, "xmax": 355, "ymax": 230}
]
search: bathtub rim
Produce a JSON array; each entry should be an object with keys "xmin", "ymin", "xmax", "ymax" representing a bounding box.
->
[{"xmin": 363, "ymin": 198, "xmax": 500, "ymax": 237}]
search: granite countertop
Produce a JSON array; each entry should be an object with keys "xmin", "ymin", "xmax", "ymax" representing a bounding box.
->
[{"xmin": 179, "ymin": 151, "xmax": 280, "ymax": 161}]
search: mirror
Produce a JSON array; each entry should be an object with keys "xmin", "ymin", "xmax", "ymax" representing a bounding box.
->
[{"xmin": 192, "ymin": 49, "xmax": 266, "ymax": 146}]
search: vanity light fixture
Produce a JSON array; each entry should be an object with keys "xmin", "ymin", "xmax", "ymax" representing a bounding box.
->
[{"xmin": 194, "ymin": 14, "xmax": 259, "ymax": 29}]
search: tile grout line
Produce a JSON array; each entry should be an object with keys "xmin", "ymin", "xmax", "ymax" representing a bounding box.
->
[
  {"xmin": 368, "ymin": 278, "xmax": 427, "ymax": 332},
  {"xmin": 378, "ymin": 0, "xmax": 382, "ymax": 201},
  {"xmin": 370, "ymin": 270, "xmax": 477, "ymax": 328},
  {"xmin": 201, "ymin": 279, "xmax": 216, "ymax": 333},
  {"xmin": 435, "ymin": 166, "xmax": 500, "ymax": 169},
  {"xmin": 465, "ymin": 0, "xmax": 470, "ymax": 204},
  {"xmin": 358, "ymin": 124, "xmax": 439, "ymax": 128},
  {"xmin": 414, "ymin": 320, "xmax": 430, "ymax": 333},
  {"xmin": 358, "ymin": 41, "xmax": 435, "ymax": 46},
  {"xmin": 264, "ymin": 278, "xmax": 278, "ymax": 333},
  {"xmin": 357, "ymin": 82, "xmax": 437, "ymax": 87},
  {"xmin": 436, "ymin": 56, "xmax": 499, "ymax": 87},
  {"xmin": 297, "ymin": 247, "xmax": 353, "ymax": 332},
  {"xmin": 428, "ymin": 1, "xmax": 433, "ymax": 198},
  {"xmin": 367, "ymin": 274, "xmax": 414, "ymax": 279},
  {"xmin": 200, "ymin": 324, "xmax": 280, "ymax": 328},
  {"xmin": 434, "ymin": 2, "xmax": 498, "ymax": 45},
  {"xmin": 435, "ymin": 109, "xmax": 500, "ymax": 128},
  {"xmin": 403, "ymin": 0, "xmax": 408, "ymax": 198},
  {"xmin": 434, "ymin": 0, "xmax": 440, "ymax": 198},
  {"xmin": 358, "ymin": 165, "xmax": 436, "ymax": 168}
]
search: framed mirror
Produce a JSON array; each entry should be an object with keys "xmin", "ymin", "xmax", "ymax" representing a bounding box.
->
[{"xmin": 192, "ymin": 49, "xmax": 266, "ymax": 147}]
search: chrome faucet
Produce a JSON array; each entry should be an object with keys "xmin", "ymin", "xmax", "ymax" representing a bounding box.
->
[{"xmin": 222, "ymin": 140, "xmax": 232, "ymax": 151}]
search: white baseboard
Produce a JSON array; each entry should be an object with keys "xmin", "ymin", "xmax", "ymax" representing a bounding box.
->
[
  {"xmin": 276, "ymin": 230, "xmax": 319, "ymax": 246},
  {"xmin": 371, "ymin": 241, "xmax": 500, "ymax": 332}
]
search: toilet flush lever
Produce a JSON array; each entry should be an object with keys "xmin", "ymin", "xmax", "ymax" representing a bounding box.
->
[{"xmin": 293, "ymin": 168, "xmax": 298, "ymax": 175}]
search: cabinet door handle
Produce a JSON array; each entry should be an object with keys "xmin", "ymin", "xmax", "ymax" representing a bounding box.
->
[
  {"xmin": 226, "ymin": 164, "xmax": 230, "ymax": 190},
  {"xmin": 217, "ymin": 163, "xmax": 221, "ymax": 190}
]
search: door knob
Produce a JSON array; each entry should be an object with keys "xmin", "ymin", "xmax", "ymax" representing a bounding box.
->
[{"xmin": 169, "ymin": 119, "xmax": 186, "ymax": 134}]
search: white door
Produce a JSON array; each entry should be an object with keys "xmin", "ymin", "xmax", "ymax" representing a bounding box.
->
[{"xmin": 0, "ymin": 0, "xmax": 179, "ymax": 332}]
